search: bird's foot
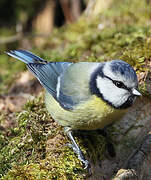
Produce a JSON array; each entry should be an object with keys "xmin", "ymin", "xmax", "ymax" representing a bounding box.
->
[{"xmin": 66, "ymin": 143, "xmax": 90, "ymax": 170}]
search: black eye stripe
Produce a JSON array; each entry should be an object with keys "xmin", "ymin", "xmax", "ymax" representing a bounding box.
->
[
  {"xmin": 113, "ymin": 81, "xmax": 126, "ymax": 89},
  {"xmin": 104, "ymin": 75, "xmax": 130, "ymax": 91}
]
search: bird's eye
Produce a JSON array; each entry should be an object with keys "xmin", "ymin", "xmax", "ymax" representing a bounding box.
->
[{"xmin": 114, "ymin": 81, "xmax": 124, "ymax": 88}]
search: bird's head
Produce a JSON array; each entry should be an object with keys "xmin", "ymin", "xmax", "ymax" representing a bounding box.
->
[{"xmin": 90, "ymin": 60, "xmax": 141, "ymax": 109}]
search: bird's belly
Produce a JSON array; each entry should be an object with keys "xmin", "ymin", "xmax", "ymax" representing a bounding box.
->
[{"xmin": 45, "ymin": 92, "xmax": 127, "ymax": 130}]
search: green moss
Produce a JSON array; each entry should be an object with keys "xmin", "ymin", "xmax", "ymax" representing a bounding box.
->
[
  {"xmin": 2, "ymin": 149, "xmax": 84, "ymax": 180},
  {"xmin": 0, "ymin": 95, "xmax": 108, "ymax": 179},
  {"xmin": 0, "ymin": 96, "xmax": 48, "ymax": 176}
]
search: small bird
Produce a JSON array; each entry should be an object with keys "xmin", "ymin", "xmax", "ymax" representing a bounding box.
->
[{"xmin": 6, "ymin": 50, "xmax": 141, "ymax": 170}]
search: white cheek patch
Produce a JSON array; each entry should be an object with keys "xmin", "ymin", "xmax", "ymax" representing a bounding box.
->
[{"xmin": 96, "ymin": 76, "xmax": 129, "ymax": 107}]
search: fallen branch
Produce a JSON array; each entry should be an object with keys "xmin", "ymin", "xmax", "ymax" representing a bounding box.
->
[
  {"xmin": 0, "ymin": 32, "xmax": 51, "ymax": 44},
  {"xmin": 0, "ymin": 33, "xmax": 22, "ymax": 44}
]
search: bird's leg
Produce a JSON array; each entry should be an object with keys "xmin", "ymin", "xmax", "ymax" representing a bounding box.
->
[{"xmin": 64, "ymin": 127, "xmax": 90, "ymax": 171}]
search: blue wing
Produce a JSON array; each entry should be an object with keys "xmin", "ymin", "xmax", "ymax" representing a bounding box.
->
[
  {"xmin": 27, "ymin": 62, "xmax": 73, "ymax": 106},
  {"xmin": 7, "ymin": 50, "xmax": 74, "ymax": 110}
]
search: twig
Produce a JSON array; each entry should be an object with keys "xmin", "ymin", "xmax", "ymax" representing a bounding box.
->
[{"xmin": 0, "ymin": 32, "xmax": 51, "ymax": 44}]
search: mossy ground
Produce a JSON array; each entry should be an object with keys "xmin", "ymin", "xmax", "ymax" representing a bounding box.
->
[
  {"xmin": 0, "ymin": 95, "xmax": 107, "ymax": 179},
  {"xmin": 1, "ymin": 0, "xmax": 151, "ymax": 179}
]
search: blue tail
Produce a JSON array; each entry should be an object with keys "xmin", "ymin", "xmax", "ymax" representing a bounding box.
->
[{"xmin": 6, "ymin": 49, "xmax": 47, "ymax": 64}]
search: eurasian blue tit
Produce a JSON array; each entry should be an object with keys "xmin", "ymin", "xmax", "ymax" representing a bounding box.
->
[{"xmin": 6, "ymin": 50, "xmax": 141, "ymax": 170}]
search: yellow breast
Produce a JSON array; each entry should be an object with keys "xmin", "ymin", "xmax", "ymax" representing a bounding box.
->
[{"xmin": 45, "ymin": 91, "xmax": 127, "ymax": 130}]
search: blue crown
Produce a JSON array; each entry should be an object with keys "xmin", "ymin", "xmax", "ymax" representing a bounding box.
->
[{"xmin": 110, "ymin": 60, "xmax": 137, "ymax": 82}]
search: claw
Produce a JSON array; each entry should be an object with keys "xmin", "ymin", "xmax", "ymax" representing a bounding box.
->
[{"xmin": 83, "ymin": 159, "xmax": 89, "ymax": 169}]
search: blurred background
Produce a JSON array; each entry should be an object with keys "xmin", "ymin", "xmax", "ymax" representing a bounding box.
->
[
  {"xmin": 0, "ymin": 0, "xmax": 87, "ymax": 49},
  {"xmin": 1, "ymin": 0, "xmax": 151, "ymax": 179}
]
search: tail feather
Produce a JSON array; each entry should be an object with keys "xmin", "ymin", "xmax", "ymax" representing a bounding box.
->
[{"xmin": 6, "ymin": 50, "xmax": 47, "ymax": 64}]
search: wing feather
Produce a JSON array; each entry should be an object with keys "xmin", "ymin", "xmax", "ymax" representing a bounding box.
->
[{"xmin": 7, "ymin": 49, "xmax": 100, "ymax": 110}]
